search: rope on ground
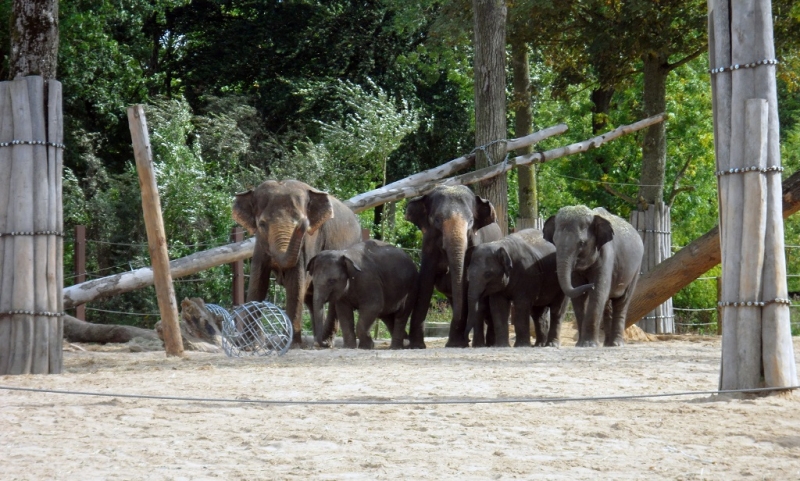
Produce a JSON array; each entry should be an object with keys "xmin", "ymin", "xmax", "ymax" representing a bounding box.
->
[{"xmin": 0, "ymin": 385, "xmax": 796, "ymax": 406}]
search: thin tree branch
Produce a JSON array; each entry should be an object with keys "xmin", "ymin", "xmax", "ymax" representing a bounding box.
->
[
  {"xmin": 602, "ymin": 183, "xmax": 637, "ymax": 205},
  {"xmin": 666, "ymin": 44, "xmax": 708, "ymax": 72}
]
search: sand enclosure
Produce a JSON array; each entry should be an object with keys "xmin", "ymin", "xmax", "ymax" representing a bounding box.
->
[{"xmin": 2, "ymin": 330, "xmax": 800, "ymax": 480}]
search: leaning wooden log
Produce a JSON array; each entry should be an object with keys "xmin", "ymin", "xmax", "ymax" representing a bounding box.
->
[
  {"xmin": 626, "ymin": 168, "xmax": 800, "ymax": 328},
  {"xmin": 345, "ymin": 123, "xmax": 568, "ymax": 212},
  {"xmin": 128, "ymin": 105, "xmax": 183, "ymax": 357},
  {"xmin": 63, "ymin": 314, "xmax": 159, "ymax": 343},
  {"xmin": 347, "ymin": 113, "xmax": 666, "ymax": 212},
  {"xmin": 63, "ymin": 237, "xmax": 256, "ymax": 309}
]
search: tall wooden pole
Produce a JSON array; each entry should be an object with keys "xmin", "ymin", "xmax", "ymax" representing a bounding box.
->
[
  {"xmin": 230, "ymin": 226, "xmax": 244, "ymax": 306},
  {"xmin": 708, "ymin": 0, "xmax": 796, "ymax": 390},
  {"xmin": 127, "ymin": 104, "xmax": 183, "ymax": 357}
]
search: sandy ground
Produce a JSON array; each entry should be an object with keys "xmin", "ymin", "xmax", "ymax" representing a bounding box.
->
[{"xmin": 2, "ymin": 328, "xmax": 800, "ymax": 481}]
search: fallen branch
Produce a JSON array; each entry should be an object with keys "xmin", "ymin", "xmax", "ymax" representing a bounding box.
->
[
  {"xmin": 63, "ymin": 314, "xmax": 159, "ymax": 343},
  {"xmin": 346, "ymin": 123, "xmax": 568, "ymax": 212}
]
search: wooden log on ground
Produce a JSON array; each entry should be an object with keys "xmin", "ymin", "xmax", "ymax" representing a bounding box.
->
[
  {"xmin": 345, "ymin": 123, "xmax": 568, "ymax": 212},
  {"xmin": 626, "ymin": 168, "xmax": 800, "ymax": 328},
  {"xmin": 63, "ymin": 314, "xmax": 159, "ymax": 343},
  {"xmin": 128, "ymin": 105, "xmax": 183, "ymax": 357}
]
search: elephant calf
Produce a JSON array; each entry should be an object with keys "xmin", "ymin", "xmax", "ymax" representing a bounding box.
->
[
  {"xmin": 307, "ymin": 240, "xmax": 418, "ymax": 349},
  {"xmin": 466, "ymin": 229, "xmax": 568, "ymax": 348},
  {"xmin": 543, "ymin": 205, "xmax": 643, "ymax": 347}
]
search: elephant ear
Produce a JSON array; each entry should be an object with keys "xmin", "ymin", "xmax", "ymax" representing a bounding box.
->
[
  {"xmin": 474, "ymin": 196, "xmax": 497, "ymax": 230},
  {"xmin": 496, "ymin": 247, "xmax": 513, "ymax": 276},
  {"xmin": 306, "ymin": 254, "xmax": 319, "ymax": 274},
  {"xmin": 232, "ymin": 190, "xmax": 257, "ymax": 235},
  {"xmin": 542, "ymin": 216, "xmax": 556, "ymax": 244},
  {"xmin": 405, "ymin": 196, "xmax": 429, "ymax": 231},
  {"xmin": 341, "ymin": 254, "xmax": 362, "ymax": 279},
  {"xmin": 591, "ymin": 215, "xmax": 614, "ymax": 250},
  {"xmin": 307, "ymin": 189, "xmax": 334, "ymax": 235}
]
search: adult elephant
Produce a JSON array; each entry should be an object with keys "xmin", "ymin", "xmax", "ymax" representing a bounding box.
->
[
  {"xmin": 233, "ymin": 180, "xmax": 362, "ymax": 347},
  {"xmin": 542, "ymin": 205, "xmax": 643, "ymax": 347},
  {"xmin": 405, "ymin": 185, "xmax": 502, "ymax": 348}
]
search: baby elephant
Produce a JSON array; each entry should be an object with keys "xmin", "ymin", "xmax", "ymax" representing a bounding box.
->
[
  {"xmin": 466, "ymin": 229, "xmax": 568, "ymax": 348},
  {"xmin": 307, "ymin": 240, "xmax": 417, "ymax": 349}
]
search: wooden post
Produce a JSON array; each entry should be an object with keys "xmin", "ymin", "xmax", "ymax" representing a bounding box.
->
[
  {"xmin": 708, "ymin": 0, "xmax": 796, "ymax": 390},
  {"xmin": 361, "ymin": 228, "xmax": 371, "ymax": 242},
  {"xmin": 230, "ymin": 226, "xmax": 244, "ymax": 306},
  {"xmin": 717, "ymin": 276, "xmax": 723, "ymax": 335},
  {"xmin": 127, "ymin": 104, "xmax": 183, "ymax": 357},
  {"xmin": 74, "ymin": 225, "xmax": 86, "ymax": 320}
]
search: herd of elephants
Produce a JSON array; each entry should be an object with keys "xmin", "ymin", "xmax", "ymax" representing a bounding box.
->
[{"xmin": 232, "ymin": 179, "xmax": 644, "ymax": 350}]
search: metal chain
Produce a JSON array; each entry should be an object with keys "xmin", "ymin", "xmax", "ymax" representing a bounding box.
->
[
  {"xmin": 0, "ymin": 139, "xmax": 66, "ymax": 149},
  {"xmin": 709, "ymin": 58, "xmax": 778, "ymax": 75}
]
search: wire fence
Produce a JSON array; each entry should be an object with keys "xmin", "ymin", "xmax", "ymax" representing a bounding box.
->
[{"xmin": 63, "ymin": 228, "xmax": 800, "ymax": 335}]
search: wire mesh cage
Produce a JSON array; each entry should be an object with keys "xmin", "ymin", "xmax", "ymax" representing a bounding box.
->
[{"xmin": 220, "ymin": 301, "xmax": 293, "ymax": 357}]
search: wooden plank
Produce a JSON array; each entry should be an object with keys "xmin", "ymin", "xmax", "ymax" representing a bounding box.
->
[
  {"xmin": 735, "ymin": 98, "xmax": 768, "ymax": 389},
  {"xmin": 48, "ymin": 79, "xmax": 63, "ymax": 373},
  {"xmin": 0, "ymin": 82, "xmax": 12, "ymax": 374},
  {"xmin": 127, "ymin": 105, "xmax": 184, "ymax": 357},
  {"xmin": 26, "ymin": 76, "xmax": 49, "ymax": 373},
  {"xmin": 8, "ymin": 77, "xmax": 35, "ymax": 374}
]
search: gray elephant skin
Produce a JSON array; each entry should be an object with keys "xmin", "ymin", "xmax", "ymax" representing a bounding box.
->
[
  {"xmin": 466, "ymin": 229, "xmax": 568, "ymax": 348},
  {"xmin": 543, "ymin": 205, "xmax": 643, "ymax": 347},
  {"xmin": 307, "ymin": 240, "xmax": 417, "ymax": 349},
  {"xmin": 233, "ymin": 179, "xmax": 362, "ymax": 347},
  {"xmin": 405, "ymin": 185, "xmax": 503, "ymax": 348}
]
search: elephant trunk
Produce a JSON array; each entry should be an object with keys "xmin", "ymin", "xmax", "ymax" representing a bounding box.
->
[
  {"xmin": 311, "ymin": 287, "xmax": 328, "ymax": 343},
  {"xmin": 270, "ymin": 218, "xmax": 309, "ymax": 269},
  {"xmin": 557, "ymin": 251, "xmax": 595, "ymax": 298},
  {"xmin": 443, "ymin": 217, "xmax": 469, "ymax": 328}
]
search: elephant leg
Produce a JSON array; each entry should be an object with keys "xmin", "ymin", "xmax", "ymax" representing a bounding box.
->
[
  {"xmin": 606, "ymin": 278, "xmax": 638, "ymax": 347},
  {"xmin": 489, "ymin": 296, "xmax": 511, "ymax": 348},
  {"xmin": 470, "ymin": 297, "xmax": 487, "ymax": 348},
  {"xmin": 390, "ymin": 313, "xmax": 407, "ymax": 350},
  {"xmin": 530, "ymin": 305, "xmax": 547, "ymax": 347},
  {"xmin": 546, "ymin": 295, "xmax": 568, "ymax": 347},
  {"xmin": 512, "ymin": 301, "xmax": 533, "ymax": 348},
  {"xmin": 571, "ymin": 293, "xmax": 588, "ymax": 346},
  {"xmin": 407, "ymin": 256, "xmax": 438, "ymax": 349},
  {"xmin": 356, "ymin": 309, "xmax": 379, "ymax": 350},
  {"xmin": 484, "ymin": 300, "xmax": 496, "ymax": 347},
  {"xmin": 336, "ymin": 301, "xmax": 357, "ymax": 349},
  {"xmin": 283, "ymin": 265, "xmax": 307, "ymax": 348},
  {"xmin": 577, "ymin": 283, "xmax": 611, "ymax": 348},
  {"xmin": 314, "ymin": 304, "xmax": 338, "ymax": 348}
]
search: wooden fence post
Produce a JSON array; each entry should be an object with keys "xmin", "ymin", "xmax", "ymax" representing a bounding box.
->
[
  {"xmin": 231, "ymin": 226, "xmax": 244, "ymax": 306},
  {"xmin": 74, "ymin": 225, "xmax": 86, "ymax": 320},
  {"xmin": 127, "ymin": 104, "xmax": 183, "ymax": 357},
  {"xmin": 717, "ymin": 276, "xmax": 723, "ymax": 335}
]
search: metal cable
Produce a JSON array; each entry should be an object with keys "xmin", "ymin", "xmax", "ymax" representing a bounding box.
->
[{"xmin": 0, "ymin": 385, "xmax": 796, "ymax": 406}]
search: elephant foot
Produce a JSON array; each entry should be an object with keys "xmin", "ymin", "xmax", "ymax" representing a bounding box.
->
[
  {"xmin": 389, "ymin": 341, "xmax": 404, "ymax": 350},
  {"xmin": 533, "ymin": 340, "xmax": 547, "ymax": 347},
  {"xmin": 313, "ymin": 339, "xmax": 331, "ymax": 349},
  {"xmin": 471, "ymin": 339, "xmax": 486, "ymax": 348},
  {"xmin": 604, "ymin": 335, "xmax": 625, "ymax": 347},
  {"xmin": 514, "ymin": 339, "xmax": 532, "ymax": 348},
  {"xmin": 445, "ymin": 338, "xmax": 469, "ymax": 348},
  {"xmin": 407, "ymin": 339, "xmax": 426, "ymax": 349},
  {"xmin": 358, "ymin": 338, "xmax": 375, "ymax": 350},
  {"xmin": 576, "ymin": 339, "xmax": 599, "ymax": 348},
  {"xmin": 545, "ymin": 339, "xmax": 561, "ymax": 348}
]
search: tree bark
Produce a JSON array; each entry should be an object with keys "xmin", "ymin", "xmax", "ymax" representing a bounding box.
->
[
  {"xmin": 638, "ymin": 52, "xmax": 669, "ymax": 205},
  {"xmin": 9, "ymin": 0, "xmax": 59, "ymax": 80},
  {"xmin": 63, "ymin": 314, "xmax": 159, "ymax": 344},
  {"xmin": 473, "ymin": 0, "xmax": 508, "ymax": 235},
  {"xmin": 511, "ymin": 38, "xmax": 537, "ymax": 220}
]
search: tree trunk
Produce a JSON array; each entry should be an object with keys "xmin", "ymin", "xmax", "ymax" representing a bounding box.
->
[
  {"xmin": 638, "ymin": 52, "xmax": 669, "ymax": 205},
  {"xmin": 9, "ymin": 0, "xmax": 59, "ymax": 80},
  {"xmin": 472, "ymin": 0, "xmax": 508, "ymax": 235},
  {"xmin": 511, "ymin": 38, "xmax": 536, "ymax": 221}
]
